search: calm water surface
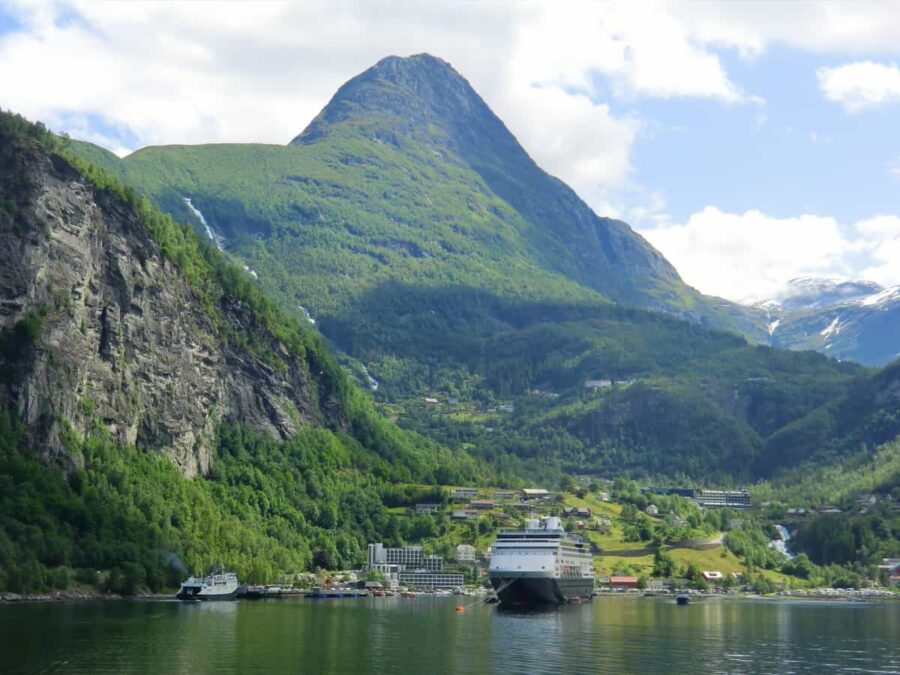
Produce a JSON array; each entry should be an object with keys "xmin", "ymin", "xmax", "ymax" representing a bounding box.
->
[{"xmin": 1, "ymin": 596, "xmax": 898, "ymax": 673}]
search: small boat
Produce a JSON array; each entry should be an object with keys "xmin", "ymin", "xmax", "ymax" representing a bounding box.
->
[
  {"xmin": 176, "ymin": 570, "xmax": 241, "ymax": 601},
  {"xmin": 676, "ymin": 594, "xmax": 690, "ymax": 605}
]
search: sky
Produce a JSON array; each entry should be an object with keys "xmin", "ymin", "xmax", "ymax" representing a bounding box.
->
[{"xmin": 1, "ymin": 0, "xmax": 899, "ymax": 303}]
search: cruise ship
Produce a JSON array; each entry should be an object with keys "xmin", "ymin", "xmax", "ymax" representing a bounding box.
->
[
  {"xmin": 176, "ymin": 570, "xmax": 241, "ymax": 601},
  {"xmin": 488, "ymin": 516, "xmax": 594, "ymax": 606}
]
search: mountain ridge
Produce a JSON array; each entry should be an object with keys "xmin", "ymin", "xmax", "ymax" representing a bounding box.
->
[
  {"xmin": 290, "ymin": 53, "xmax": 759, "ymax": 330},
  {"xmin": 746, "ymin": 276, "xmax": 900, "ymax": 365},
  {"xmin": 55, "ymin": 55, "xmax": 893, "ymax": 482}
]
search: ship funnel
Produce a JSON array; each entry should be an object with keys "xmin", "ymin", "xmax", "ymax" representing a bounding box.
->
[
  {"xmin": 526, "ymin": 518, "xmax": 540, "ymax": 530},
  {"xmin": 545, "ymin": 516, "xmax": 562, "ymax": 531}
]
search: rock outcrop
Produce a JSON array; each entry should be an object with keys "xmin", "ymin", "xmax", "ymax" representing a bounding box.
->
[{"xmin": 0, "ymin": 138, "xmax": 342, "ymax": 477}]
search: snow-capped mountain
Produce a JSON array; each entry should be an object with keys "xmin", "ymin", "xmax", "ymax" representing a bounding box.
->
[{"xmin": 749, "ymin": 277, "xmax": 900, "ymax": 366}]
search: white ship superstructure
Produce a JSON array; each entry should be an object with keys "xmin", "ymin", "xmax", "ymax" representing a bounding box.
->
[
  {"xmin": 488, "ymin": 516, "xmax": 594, "ymax": 605},
  {"xmin": 176, "ymin": 570, "xmax": 241, "ymax": 601}
]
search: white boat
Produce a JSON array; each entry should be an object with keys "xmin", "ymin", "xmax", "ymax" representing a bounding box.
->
[
  {"xmin": 488, "ymin": 516, "xmax": 594, "ymax": 606},
  {"xmin": 176, "ymin": 570, "xmax": 241, "ymax": 601}
]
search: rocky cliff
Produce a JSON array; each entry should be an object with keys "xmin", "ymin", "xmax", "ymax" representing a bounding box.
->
[{"xmin": 0, "ymin": 132, "xmax": 344, "ymax": 477}]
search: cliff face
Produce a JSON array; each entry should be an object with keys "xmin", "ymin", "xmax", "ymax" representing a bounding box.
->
[{"xmin": 0, "ymin": 138, "xmax": 341, "ymax": 477}]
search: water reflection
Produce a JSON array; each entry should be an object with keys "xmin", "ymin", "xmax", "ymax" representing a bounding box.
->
[{"xmin": 1, "ymin": 596, "xmax": 898, "ymax": 674}]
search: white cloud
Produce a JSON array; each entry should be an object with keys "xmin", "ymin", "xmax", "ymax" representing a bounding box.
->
[
  {"xmin": 639, "ymin": 208, "xmax": 900, "ymax": 301},
  {"xmin": 853, "ymin": 215, "xmax": 900, "ymax": 286},
  {"xmin": 2, "ymin": 0, "xmax": 899, "ymax": 301},
  {"xmin": 854, "ymin": 214, "xmax": 900, "ymax": 237},
  {"xmin": 639, "ymin": 207, "xmax": 856, "ymax": 301},
  {"xmin": 817, "ymin": 61, "xmax": 900, "ymax": 111},
  {"xmin": 514, "ymin": 2, "xmax": 752, "ymax": 103},
  {"xmin": 671, "ymin": 1, "xmax": 900, "ymax": 56},
  {"xmin": 891, "ymin": 158, "xmax": 900, "ymax": 178},
  {"xmin": 0, "ymin": 0, "xmax": 767, "ymax": 200}
]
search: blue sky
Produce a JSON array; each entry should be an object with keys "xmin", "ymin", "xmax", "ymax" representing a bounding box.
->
[
  {"xmin": 622, "ymin": 46, "xmax": 900, "ymax": 225},
  {"xmin": 0, "ymin": 1, "xmax": 898, "ymax": 301}
]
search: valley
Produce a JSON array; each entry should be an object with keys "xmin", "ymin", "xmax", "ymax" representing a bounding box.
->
[{"xmin": 0, "ymin": 53, "xmax": 897, "ymax": 597}]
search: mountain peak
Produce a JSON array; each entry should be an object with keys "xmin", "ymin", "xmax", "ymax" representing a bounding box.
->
[
  {"xmin": 370, "ymin": 52, "xmax": 456, "ymax": 76},
  {"xmin": 288, "ymin": 53, "xmax": 716, "ymax": 319},
  {"xmin": 290, "ymin": 53, "xmax": 492, "ymax": 146}
]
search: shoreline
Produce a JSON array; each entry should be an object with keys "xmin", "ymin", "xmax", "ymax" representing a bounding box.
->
[
  {"xmin": 0, "ymin": 590, "xmax": 172, "ymax": 604},
  {"xmin": 4, "ymin": 588, "xmax": 897, "ymax": 605},
  {"xmin": 593, "ymin": 589, "xmax": 899, "ymax": 602}
]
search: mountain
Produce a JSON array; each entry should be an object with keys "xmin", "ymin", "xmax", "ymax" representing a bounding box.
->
[
  {"xmin": 117, "ymin": 54, "xmax": 764, "ymax": 337},
  {"xmin": 754, "ymin": 278, "xmax": 900, "ymax": 366},
  {"xmin": 291, "ymin": 54, "xmax": 683, "ymax": 312},
  {"xmin": 1, "ymin": 65, "xmax": 897, "ymax": 592},
  {"xmin": 57, "ymin": 54, "xmax": 885, "ymax": 482},
  {"xmin": 764, "ymin": 357, "xmax": 900, "ymax": 471},
  {"xmin": 0, "ymin": 110, "xmax": 480, "ymax": 592}
]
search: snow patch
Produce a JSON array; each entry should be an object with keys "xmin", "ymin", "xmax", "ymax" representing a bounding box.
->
[
  {"xmin": 860, "ymin": 286, "xmax": 900, "ymax": 307},
  {"xmin": 767, "ymin": 319, "xmax": 781, "ymax": 336},
  {"xmin": 820, "ymin": 316, "xmax": 842, "ymax": 339},
  {"xmin": 183, "ymin": 197, "xmax": 225, "ymax": 251}
]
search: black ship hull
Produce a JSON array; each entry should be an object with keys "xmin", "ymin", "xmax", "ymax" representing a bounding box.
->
[
  {"xmin": 490, "ymin": 575, "xmax": 593, "ymax": 606},
  {"xmin": 176, "ymin": 588, "xmax": 240, "ymax": 601}
]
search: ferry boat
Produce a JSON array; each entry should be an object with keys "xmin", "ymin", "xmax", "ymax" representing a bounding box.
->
[
  {"xmin": 488, "ymin": 516, "xmax": 594, "ymax": 606},
  {"xmin": 176, "ymin": 570, "xmax": 241, "ymax": 601}
]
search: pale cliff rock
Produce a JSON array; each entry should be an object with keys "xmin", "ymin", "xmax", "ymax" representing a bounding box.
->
[{"xmin": 0, "ymin": 141, "xmax": 344, "ymax": 477}]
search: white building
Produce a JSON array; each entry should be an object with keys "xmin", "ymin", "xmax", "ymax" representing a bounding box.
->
[
  {"xmin": 398, "ymin": 571, "xmax": 465, "ymax": 589},
  {"xmin": 451, "ymin": 487, "xmax": 479, "ymax": 500},
  {"xmin": 455, "ymin": 544, "xmax": 477, "ymax": 563},
  {"xmin": 694, "ymin": 489, "xmax": 751, "ymax": 509},
  {"xmin": 522, "ymin": 488, "xmax": 550, "ymax": 500},
  {"xmin": 367, "ymin": 543, "xmax": 443, "ymax": 573},
  {"xmin": 415, "ymin": 503, "xmax": 440, "ymax": 515}
]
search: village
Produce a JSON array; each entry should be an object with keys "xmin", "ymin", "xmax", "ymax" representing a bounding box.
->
[{"xmin": 280, "ymin": 481, "xmax": 900, "ymax": 598}]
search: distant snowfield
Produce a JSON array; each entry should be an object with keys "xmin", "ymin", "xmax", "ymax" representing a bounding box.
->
[{"xmin": 746, "ymin": 276, "xmax": 900, "ymax": 358}]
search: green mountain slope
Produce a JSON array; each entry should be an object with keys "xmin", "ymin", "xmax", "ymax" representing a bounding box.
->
[
  {"xmin": 119, "ymin": 54, "xmax": 765, "ymax": 335},
  {"xmin": 764, "ymin": 359, "xmax": 900, "ymax": 471},
  {"xmin": 61, "ymin": 55, "xmax": 878, "ymax": 481},
  {"xmin": 0, "ymin": 110, "xmax": 483, "ymax": 593}
]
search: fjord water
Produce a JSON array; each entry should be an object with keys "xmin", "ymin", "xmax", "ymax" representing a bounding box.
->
[{"xmin": 2, "ymin": 596, "xmax": 897, "ymax": 674}]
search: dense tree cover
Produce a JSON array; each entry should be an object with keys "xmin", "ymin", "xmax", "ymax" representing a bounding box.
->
[
  {"xmin": 0, "ymin": 413, "xmax": 480, "ymax": 594},
  {"xmin": 0, "ymin": 107, "xmax": 484, "ymax": 487},
  {"xmin": 724, "ymin": 526, "xmax": 785, "ymax": 570},
  {"xmin": 754, "ymin": 438, "xmax": 900, "ymax": 508},
  {"xmin": 54, "ymin": 61, "xmax": 885, "ymax": 484},
  {"xmin": 4, "ymin": 90, "xmax": 900, "ymax": 587},
  {"xmin": 764, "ymin": 360, "xmax": 900, "ymax": 471},
  {"xmin": 91, "ymin": 133, "xmax": 873, "ymax": 481},
  {"xmin": 793, "ymin": 507, "xmax": 900, "ymax": 567},
  {"xmin": 0, "ymin": 109, "xmax": 496, "ymax": 592}
]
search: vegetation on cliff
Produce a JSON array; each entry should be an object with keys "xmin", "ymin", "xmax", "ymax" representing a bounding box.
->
[{"xmin": 0, "ymin": 109, "xmax": 483, "ymax": 593}]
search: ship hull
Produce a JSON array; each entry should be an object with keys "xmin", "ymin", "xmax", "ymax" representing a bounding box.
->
[
  {"xmin": 176, "ymin": 587, "xmax": 240, "ymax": 601},
  {"xmin": 490, "ymin": 575, "xmax": 593, "ymax": 606}
]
